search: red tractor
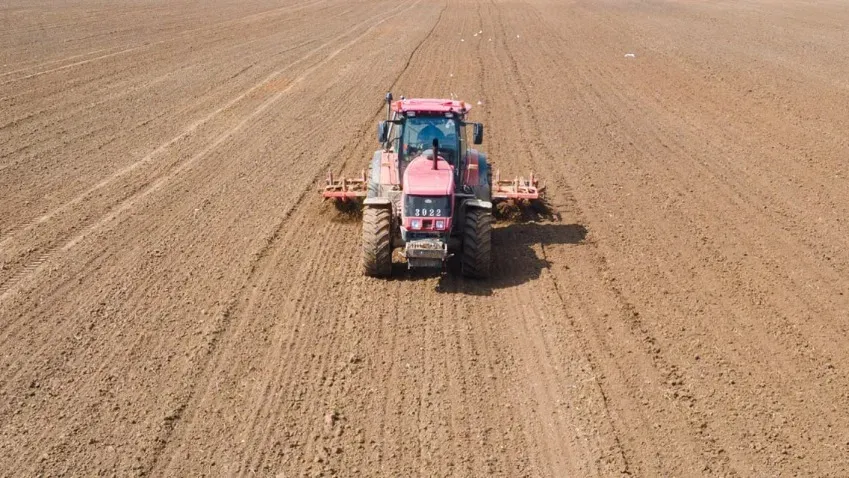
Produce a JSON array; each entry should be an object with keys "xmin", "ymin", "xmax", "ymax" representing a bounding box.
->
[{"xmin": 323, "ymin": 93, "xmax": 542, "ymax": 278}]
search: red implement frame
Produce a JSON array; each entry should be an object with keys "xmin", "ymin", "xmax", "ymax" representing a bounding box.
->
[
  {"xmin": 322, "ymin": 170, "xmax": 368, "ymax": 201},
  {"xmin": 492, "ymin": 170, "xmax": 544, "ymax": 201}
]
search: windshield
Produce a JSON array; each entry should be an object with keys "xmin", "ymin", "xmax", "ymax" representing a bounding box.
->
[{"xmin": 401, "ymin": 115, "xmax": 459, "ymax": 161}]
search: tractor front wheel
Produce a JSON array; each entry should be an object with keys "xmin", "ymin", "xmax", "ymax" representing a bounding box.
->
[
  {"xmin": 362, "ymin": 206, "xmax": 392, "ymax": 277},
  {"xmin": 462, "ymin": 208, "xmax": 492, "ymax": 279}
]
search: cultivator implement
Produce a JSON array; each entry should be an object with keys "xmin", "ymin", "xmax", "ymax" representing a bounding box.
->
[
  {"xmin": 322, "ymin": 170, "xmax": 368, "ymax": 201},
  {"xmin": 492, "ymin": 170, "xmax": 544, "ymax": 202}
]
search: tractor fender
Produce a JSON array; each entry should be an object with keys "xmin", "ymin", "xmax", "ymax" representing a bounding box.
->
[
  {"xmin": 367, "ymin": 150, "xmax": 382, "ymax": 198},
  {"xmin": 464, "ymin": 150, "xmax": 490, "ymax": 186},
  {"xmin": 465, "ymin": 150, "xmax": 491, "ymax": 201},
  {"xmin": 460, "ymin": 199, "xmax": 491, "ymax": 235},
  {"xmin": 463, "ymin": 198, "xmax": 492, "ymax": 210},
  {"xmin": 364, "ymin": 197, "xmax": 392, "ymax": 207},
  {"xmin": 477, "ymin": 152, "xmax": 491, "ymax": 187}
]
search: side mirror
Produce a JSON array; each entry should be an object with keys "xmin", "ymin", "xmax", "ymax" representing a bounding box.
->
[
  {"xmin": 377, "ymin": 121, "xmax": 388, "ymax": 143},
  {"xmin": 473, "ymin": 123, "xmax": 484, "ymax": 144}
]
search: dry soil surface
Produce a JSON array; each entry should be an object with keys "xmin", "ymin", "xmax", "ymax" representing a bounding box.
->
[{"xmin": 2, "ymin": 0, "xmax": 849, "ymax": 476}]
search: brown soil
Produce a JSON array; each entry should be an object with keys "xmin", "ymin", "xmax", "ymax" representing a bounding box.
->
[{"xmin": 2, "ymin": 0, "xmax": 848, "ymax": 475}]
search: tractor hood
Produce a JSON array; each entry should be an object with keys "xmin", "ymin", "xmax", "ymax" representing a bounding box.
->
[{"xmin": 403, "ymin": 153, "xmax": 454, "ymax": 196}]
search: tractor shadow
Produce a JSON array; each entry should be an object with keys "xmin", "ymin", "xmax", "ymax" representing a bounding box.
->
[
  {"xmin": 364, "ymin": 199, "xmax": 586, "ymax": 293},
  {"xmin": 433, "ymin": 221, "xmax": 588, "ymax": 295}
]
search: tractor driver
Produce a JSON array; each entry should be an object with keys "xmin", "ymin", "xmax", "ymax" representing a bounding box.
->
[
  {"xmin": 417, "ymin": 123, "xmax": 446, "ymax": 149},
  {"xmin": 405, "ymin": 119, "xmax": 457, "ymax": 163}
]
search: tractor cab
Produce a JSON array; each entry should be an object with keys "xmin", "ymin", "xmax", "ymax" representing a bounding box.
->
[
  {"xmin": 398, "ymin": 115, "xmax": 458, "ymax": 171},
  {"xmin": 381, "ymin": 98, "xmax": 481, "ymax": 189}
]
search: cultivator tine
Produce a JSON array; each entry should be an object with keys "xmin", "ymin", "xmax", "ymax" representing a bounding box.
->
[
  {"xmin": 321, "ymin": 169, "xmax": 368, "ymax": 201},
  {"xmin": 492, "ymin": 169, "xmax": 544, "ymax": 202}
]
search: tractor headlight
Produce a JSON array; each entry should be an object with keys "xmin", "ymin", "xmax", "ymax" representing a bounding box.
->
[
  {"xmin": 411, "ymin": 219, "xmax": 422, "ymax": 230},
  {"xmin": 435, "ymin": 220, "xmax": 445, "ymax": 230}
]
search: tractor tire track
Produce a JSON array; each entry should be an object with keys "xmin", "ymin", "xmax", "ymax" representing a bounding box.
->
[
  {"xmin": 1, "ymin": 1, "xmax": 425, "ymax": 473},
  {"xmin": 0, "ymin": 0, "xmax": 418, "ymax": 308},
  {"xmin": 4, "ymin": 0, "xmax": 849, "ymax": 476},
  {"xmin": 231, "ymin": 7, "xmax": 448, "ymax": 473},
  {"xmin": 140, "ymin": 1, "xmax": 425, "ymax": 473},
  {"xmin": 0, "ymin": 0, "xmax": 421, "ymax": 367},
  {"xmin": 0, "ymin": 0, "xmax": 329, "ymax": 85}
]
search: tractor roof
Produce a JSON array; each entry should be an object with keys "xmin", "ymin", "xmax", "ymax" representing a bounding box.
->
[{"xmin": 393, "ymin": 98, "xmax": 470, "ymax": 115}]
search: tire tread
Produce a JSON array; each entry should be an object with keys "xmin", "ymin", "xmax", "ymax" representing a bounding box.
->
[
  {"xmin": 462, "ymin": 208, "xmax": 492, "ymax": 279},
  {"xmin": 362, "ymin": 207, "xmax": 392, "ymax": 276}
]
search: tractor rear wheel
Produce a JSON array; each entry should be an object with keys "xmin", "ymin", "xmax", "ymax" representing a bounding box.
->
[
  {"xmin": 462, "ymin": 207, "xmax": 492, "ymax": 279},
  {"xmin": 362, "ymin": 206, "xmax": 392, "ymax": 277}
]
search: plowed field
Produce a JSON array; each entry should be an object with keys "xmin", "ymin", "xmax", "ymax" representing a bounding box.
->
[{"xmin": 2, "ymin": 0, "xmax": 848, "ymax": 476}]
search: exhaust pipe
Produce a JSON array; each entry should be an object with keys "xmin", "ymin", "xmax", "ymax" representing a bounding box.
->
[{"xmin": 432, "ymin": 138, "xmax": 439, "ymax": 170}]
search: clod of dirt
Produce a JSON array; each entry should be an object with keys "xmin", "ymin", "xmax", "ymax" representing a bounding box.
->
[{"xmin": 324, "ymin": 411, "xmax": 338, "ymax": 427}]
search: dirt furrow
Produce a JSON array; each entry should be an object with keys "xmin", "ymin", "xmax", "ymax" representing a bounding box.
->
[
  {"xmin": 0, "ymin": 1, "xmax": 317, "ymax": 76},
  {"xmin": 0, "ymin": 0, "xmax": 418, "ymax": 300},
  {"xmin": 506, "ymin": 0, "xmax": 849, "ymax": 474},
  {"xmin": 3, "ymin": 0, "xmax": 849, "ymax": 476}
]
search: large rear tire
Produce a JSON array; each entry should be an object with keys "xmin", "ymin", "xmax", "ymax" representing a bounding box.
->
[
  {"xmin": 362, "ymin": 206, "xmax": 392, "ymax": 277},
  {"xmin": 462, "ymin": 207, "xmax": 492, "ymax": 279}
]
